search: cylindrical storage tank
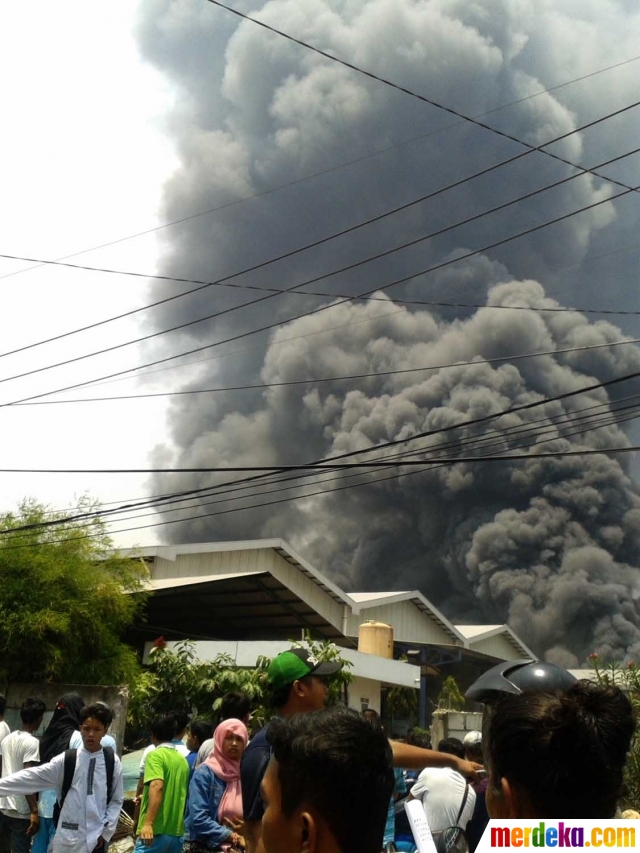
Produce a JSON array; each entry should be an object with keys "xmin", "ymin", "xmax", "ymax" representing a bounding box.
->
[{"xmin": 358, "ymin": 620, "xmax": 394, "ymax": 658}]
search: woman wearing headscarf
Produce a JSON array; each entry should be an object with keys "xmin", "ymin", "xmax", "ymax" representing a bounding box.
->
[
  {"xmin": 184, "ymin": 719, "xmax": 248, "ymax": 853},
  {"xmin": 32, "ymin": 693, "xmax": 85, "ymax": 853}
]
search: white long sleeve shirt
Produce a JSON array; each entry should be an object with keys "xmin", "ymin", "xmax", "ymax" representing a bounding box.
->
[{"xmin": 0, "ymin": 745, "xmax": 123, "ymax": 853}]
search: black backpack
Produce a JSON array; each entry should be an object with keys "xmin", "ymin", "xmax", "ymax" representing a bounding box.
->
[{"xmin": 53, "ymin": 747, "xmax": 115, "ymax": 828}]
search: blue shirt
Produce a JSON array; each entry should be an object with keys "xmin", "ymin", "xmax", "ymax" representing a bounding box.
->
[
  {"xmin": 384, "ymin": 767, "xmax": 407, "ymax": 844},
  {"xmin": 187, "ymin": 752, "xmax": 197, "ymax": 777},
  {"xmin": 184, "ymin": 765, "xmax": 232, "ymax": 849}
]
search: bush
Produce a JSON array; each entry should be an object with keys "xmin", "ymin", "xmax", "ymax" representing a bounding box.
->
[
  {"xmin": 591, "ymin": 654, "xmax": 640, "ymax": 810},
  {"xmin": 127, "ymin": 635, "xmax": 352, "ymax": 747}
]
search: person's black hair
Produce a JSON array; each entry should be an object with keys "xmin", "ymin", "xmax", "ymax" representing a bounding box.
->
[
  {"xmin": 81, "ymin": 703, "xmax": 113, "ymax": 729},
  {"xmin": 465, "ymin": 741, "xmax": 483, "ymax": 761},
  {"xmin": 92, "ymin": 701, "xmax": 114, "ymax": 727},
  {"xmin": 270, "ymin": 675, "xmax": 318, "ymax": 709},
  {"xmin": 220, "ymin": 691, "xmax": 251, "ymax": 722},
  {"xmin": 269, "ymin": 684, "xmax": 291, "ymax": 709},
  {"xmin": 267, "ymin": 708, "xmax": 394, "ymax": 853},
  {"xmin": 20, "ymin": 698, "xmax": 46, "ymax": 725},
  {"xmin": 438, "ymin": 737, "xmax": 465, "ymax": 758},
  {"xmin": 488, "ymin": 681, "xmax": 635, "ymax": 818},
  {"xmin": 362, "ymin": 707, "xmax": 385, "ymax": 735},
  {"xmin": 171, "ymin": 709, "xmax": 190, "ymax": 734},
  {"xmin": 0, "ymin": 695, "xmax": 6, "ymax": 716},
  {"xmin": 151, "ymin": 713, "xmax": 178, "ymax": 743},
  {"xmin": 189, "ymin": 719, "xmax": 214, "ymax": 747}
]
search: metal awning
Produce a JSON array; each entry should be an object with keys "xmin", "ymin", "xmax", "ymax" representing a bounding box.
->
[{"xmin": 127, "ymin": 570, "xmax": 347, "ymax": 646}]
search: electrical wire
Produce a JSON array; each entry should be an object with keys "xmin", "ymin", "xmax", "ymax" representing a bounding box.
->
[
  {"xmin": 67, "ymin": 239, "xmax": 640, "ymax": 393},
  {"xmin": 3, "ymin": 182, "xmax": 637, "ymax": 410},
  {"xmin": 10, "ymin": 333, "xmax": 640, "ymax": 406},
  {"xmin": 204, "ymin": 0, "xmax": 640, "ymax": 197},
  {"xmin": 3, "ymin": 364, "xmax": 640, "ymax": 476},
  {"xmin": 3, "ymin": 144, "xmax": 639, "ymax": 387},
  {"xmin": 5, "ymin": 354, "xmax": 640, "ymax": 539},
  {"xmin": 2, "ymin": 440, "xmax": 638, "ymax": 550},
  {"xmin": 4, "ymin": 51, "xmax": 637, "ymax": 290},
  {"xmin": 1, "ymin": 109, "xmax": 638, "ymax": 363},
  {"xmin": 32, "ymin": 391, "xmax": 640, "ymax": 533},
  {"xmin": 32, "ymin": 383, "xmax": 640, "ymax": 526}
]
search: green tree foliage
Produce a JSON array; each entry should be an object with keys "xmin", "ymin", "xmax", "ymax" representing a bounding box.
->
[
  {"xmin": 0, "ymin": 498, "xmax": 148, "ymax": 685},
  {"xmin": 590, "ymin": 654, "xmax": 640, "ymax": 809},
  {"xmin": 128, "ymin": 635, "xmax": 353, "ymax": 746},
  {"xmin": 436, "ymin": 675, "xmax": 465, "ymax": 710},
  {"xmin": 385, "ymin": 685, "xmax": 418, "ymax": 721}
]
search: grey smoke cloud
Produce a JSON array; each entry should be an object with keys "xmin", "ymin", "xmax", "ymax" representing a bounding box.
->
[{"xmin": 135, "ymin": 0, "xmax": 640, "ymax": 664}]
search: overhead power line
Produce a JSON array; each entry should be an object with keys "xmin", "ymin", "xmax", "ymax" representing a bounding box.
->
[
  {"xmin": 3, "ymin": 365, "xmax": 640, "ymax": 475},
  {"xmin": 82, "ymin": 360, "xmax": 640, "ymax": 510},
  {"xmin": 205, "ymin": 0, "xmax": 640, "ymax": 197},
  {"xmin": 34, "ymin": 384, "xmax": 640, "ymax": 524},
  {"xmin": 11, "ymin": 334, "xmax": 640, "ymax": 406},
  {"xmin": 8, "ymin": 386, "xmax": 638, "ymax": 535},
  {"xmin": 2, "ymin": 50, "xmax": 637, "ymax": 290},
  {"xmin": 1, "ymin": 108, "xmax": 638, "ymax": 363},
  {"xmin": 2, "ymin": 181, "xmax": 637, "ymax": 410},
  {"xmin": 1, "ymin": 446, "xmax": 637, "ymax": 475},
  {"xmin": 1, "ymin": 440, "xmax": 638, "ymax": 550},
  {"xmin": 66, "ymin": 240, "xmax": 640, "ymax": 393}
]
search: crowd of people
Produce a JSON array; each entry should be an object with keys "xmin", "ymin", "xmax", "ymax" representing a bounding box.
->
[
  {"xmin": 0, "ymin": 653, "xmax": 635, "ymax": 853},
  {"xmin": 0, "ymin": 695, "xmax": 122, "ymax": 853}
]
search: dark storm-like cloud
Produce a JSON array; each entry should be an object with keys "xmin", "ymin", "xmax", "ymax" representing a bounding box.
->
[{"xmin": 134, "ymin": 0, "xmax": 640, "ymax": 663}]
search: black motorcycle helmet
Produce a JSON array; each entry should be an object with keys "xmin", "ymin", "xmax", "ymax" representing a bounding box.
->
[
  {"xmin": 466, "ymin": 658, "xmax": 577, "ymax": 704},
  {"xmin": 466, "ymin": 659, "xmax": 578, "ymax": 753}
]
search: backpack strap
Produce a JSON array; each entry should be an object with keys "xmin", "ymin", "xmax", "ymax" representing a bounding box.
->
[
  {"xmin": 455, "ymin": 782, "xmax": 470, "ymax": 827},
  {"xmin": 103, "ymin": 746, "xmax": 115, "ymax": 804},
  {"xmin": 54, "ymin": 749, "xmax": 78, "ymax": 827},
  {"xmin": 54, "ymin": 747, "xmax": 116, "ymax": 827}
]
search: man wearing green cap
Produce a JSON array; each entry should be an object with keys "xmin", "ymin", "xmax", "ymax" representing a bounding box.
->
[{"xmin": 242, "ymin": 648, "xmax": 482, "ymax": 853}]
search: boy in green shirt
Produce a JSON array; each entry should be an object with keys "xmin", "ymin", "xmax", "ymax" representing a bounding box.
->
[{"xmin": 136, "ymin": 715, "xmax": 189, "ymax": 853}]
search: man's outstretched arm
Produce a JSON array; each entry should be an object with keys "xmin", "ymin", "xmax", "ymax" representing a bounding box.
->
[{"xmin": 389, "ymin": 740, "xmax": 482, "ymax": 779}]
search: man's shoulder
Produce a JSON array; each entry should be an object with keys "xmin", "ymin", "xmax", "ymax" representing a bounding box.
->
[
  {"xmin": 416, "ymin": 765, "xmax": 456, "ymax": 786},
  {"xmin": 148, "ymin": 746, "xmax": 178, "ymax": 761},
  {"xmin": 5, "ymin": 730, "xmax": 38, "ymax": 750},
  {"xmin": 159, "ymin": 746, "xmax": 189, "ymax": 771}
]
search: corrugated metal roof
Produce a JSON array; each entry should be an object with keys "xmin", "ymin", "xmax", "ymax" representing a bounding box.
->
[
  {"xmin": 273, "ymin": 544, "xmax": 354, "ymax": 607},
  {"xmin": 347, "ymin": 590, "xmax": 463, "ymax": 643},
  {"xmin": 118, "ymin": 540, "xmax": 532, "ymax": 658},
  {"xmin": 455, "ymin": 625, "xmax": 503, "ymax": 639},
  {"xmin": 349, "ymin": 592, "xmax": 412, "ymax": 602},
  {"xmin": 119, "ymin": 539, "xmax": 353, "ymax": 608},
  {"xmin": 143, "ymin": 572, "xmax": 264, "ymax": 591},
  {"xmin": 456, "ymin": 624, "xmax": 535, "ymax": 658}
]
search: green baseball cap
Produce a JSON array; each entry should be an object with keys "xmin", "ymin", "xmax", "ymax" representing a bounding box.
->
[{"xmin": 267, "ymin": 648, "xmax": 342, "ymax": 691}]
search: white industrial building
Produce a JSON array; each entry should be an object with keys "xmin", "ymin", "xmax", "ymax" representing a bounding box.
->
[{"xmin": 123, "ymin": 538, "xmax": 535, "ymax": 724}]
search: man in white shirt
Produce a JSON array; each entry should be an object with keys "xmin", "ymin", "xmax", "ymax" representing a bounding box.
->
[
  {"xmin": 0, "ymin": 702, "xmax": 124, "ymax": 853},
  {"xmin": 409, "ymin": 766, "xmax": 476, "ymax": 834},
  {"xmin": 0, "ymin": 698, "xmax": 46, "ymax": 853}
]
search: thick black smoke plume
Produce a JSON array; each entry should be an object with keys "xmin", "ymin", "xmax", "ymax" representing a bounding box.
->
[{"xmin": 135, "ymin": 0, "xmax": 640, "ymax": 665}]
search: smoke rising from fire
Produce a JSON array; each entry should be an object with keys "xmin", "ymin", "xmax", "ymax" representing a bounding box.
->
[{"xmin": 135, "ymin": 0, "xmax": 640, "ymax": 664}]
